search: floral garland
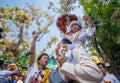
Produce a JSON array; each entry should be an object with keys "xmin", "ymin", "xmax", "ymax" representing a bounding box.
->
[
  {"xmin": 42, "ymin": 67, "xmax": 50, "ymax": 83},
  {"xmin": 56, "ymin": 13, "xmax": 78, "ymax": 34}
]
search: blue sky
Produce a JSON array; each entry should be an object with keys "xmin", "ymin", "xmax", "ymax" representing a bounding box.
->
[{"xmin": 0, "ymin": 0, "xmax": 84, "ymax": 55}]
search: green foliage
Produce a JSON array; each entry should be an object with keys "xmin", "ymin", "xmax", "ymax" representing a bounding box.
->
[
  {"xmin": 48, "ymin": 0, "xmax": 79, "ymax": 13},
  {"xmin": 0, "ymin": 5, "xmax": 56, "ymax": 72},
  {"xmin": 79, "ymin": 0, "xmax": 120, "ymax": 70}
]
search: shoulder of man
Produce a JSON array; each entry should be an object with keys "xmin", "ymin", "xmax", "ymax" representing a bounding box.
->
[{"xmin": 49, "ymin": 68, "xmax": 65, "ymax": 82}]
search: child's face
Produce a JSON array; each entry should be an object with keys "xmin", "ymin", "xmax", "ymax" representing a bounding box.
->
[{"xmin": 71, "ymin": 24, "xmax": 81, "ymax": 33}]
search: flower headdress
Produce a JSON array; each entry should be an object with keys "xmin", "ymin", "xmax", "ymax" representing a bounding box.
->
[{"xmin": 56, "ymin": 13, "xmax": 78, "ymax": 34}]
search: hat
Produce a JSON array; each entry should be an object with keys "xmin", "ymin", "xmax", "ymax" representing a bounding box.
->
[
  {"xmin": 56, "ymin": 14, "xmax": 78, "ymax": 34},
  {"xmin": 67, "ymin": 21, "xmax": 82, "ymax": 33}
]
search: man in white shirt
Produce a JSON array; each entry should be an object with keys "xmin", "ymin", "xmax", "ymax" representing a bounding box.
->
[
  {"xmin": 97, "ymin": 62, "xmax": 120, "ymax": 83},
  {"xmin": 25, "ymin": 31, "xmax": 50, "ymax": 83}
]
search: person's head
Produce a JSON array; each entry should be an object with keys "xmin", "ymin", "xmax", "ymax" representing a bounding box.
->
[
  {"xmin": 55, "ymin": 39, "xmax": 72, "ymax": 66},
  {"xmin": 7, "ymin": 63, "xmax": 18, "ymax": 73},
  {"xmin": 58, "ymin": 38, "xmax": 72, "ymax": 47},
  {"xmin": 68, "ymin": 21, "xmax": 82, "ymax": 33},
  {"xmin": 37, "ymin": 53, "xmax": 49, "ymax": 67},
  {"xmin": 55, "ymin": 38, "xmax": 71, "ymax": 58},
  {"xmin": 97, "ymin": 63, "xmax": 106, "ymax": 76},
  {"xmin": 61, "ymin": 38, "xmax": 72, "ymax": 44}
]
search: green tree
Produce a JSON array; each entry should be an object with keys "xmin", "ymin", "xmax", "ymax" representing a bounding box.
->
[
  {"xmin": 79, "ymin": 0, "xmax": 120, "ymax": 79},
  {"xmin": 0, "ymin": 5, "xmax": 57, "ymax": 72},
  {"xmin": 48, "ymin": 0, "xmax": 80, "ymax": 13}
]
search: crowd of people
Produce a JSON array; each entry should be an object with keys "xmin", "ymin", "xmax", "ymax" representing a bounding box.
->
[
  {"xmin": 0, "ymin": 60, "xmax": 24, "ymax": 83},
  {"xmin": 0, "ymin": 14, "xmax": 120, "ymax": 83}
]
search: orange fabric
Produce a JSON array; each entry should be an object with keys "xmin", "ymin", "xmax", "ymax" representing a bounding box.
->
[{"xmin": 41, "ymin": 67, "xmax": 50, "ymax": 83}]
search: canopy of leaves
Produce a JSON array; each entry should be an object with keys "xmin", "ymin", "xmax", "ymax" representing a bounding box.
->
[
  {"xmin": 0, "ymin": 5, "xmax": 57, "ymax": 72},
  {"xmin": 48, "ymin": 0, "xmax": 80, "ymax": 13},
  {"xmin": 79, "ymin": 0, "xmax": 120, "ymax": 77}
]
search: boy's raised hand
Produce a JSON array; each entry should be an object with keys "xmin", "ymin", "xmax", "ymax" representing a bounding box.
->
[{"xmin": 82, "ymin": 15, "xmax": 92, "ymax": 23}]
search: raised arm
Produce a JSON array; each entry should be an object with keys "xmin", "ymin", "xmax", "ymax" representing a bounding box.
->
[
  {"xmin": 83, "ymin": 15, "xmax": 96, "ymax": 36},
  {"xmin": 83, "ymin": 15, "xmax": 96, "ymax": 28},
  {"xmin": 29, "ymin": 31, "xmax": 38, "ymax": 67}
]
